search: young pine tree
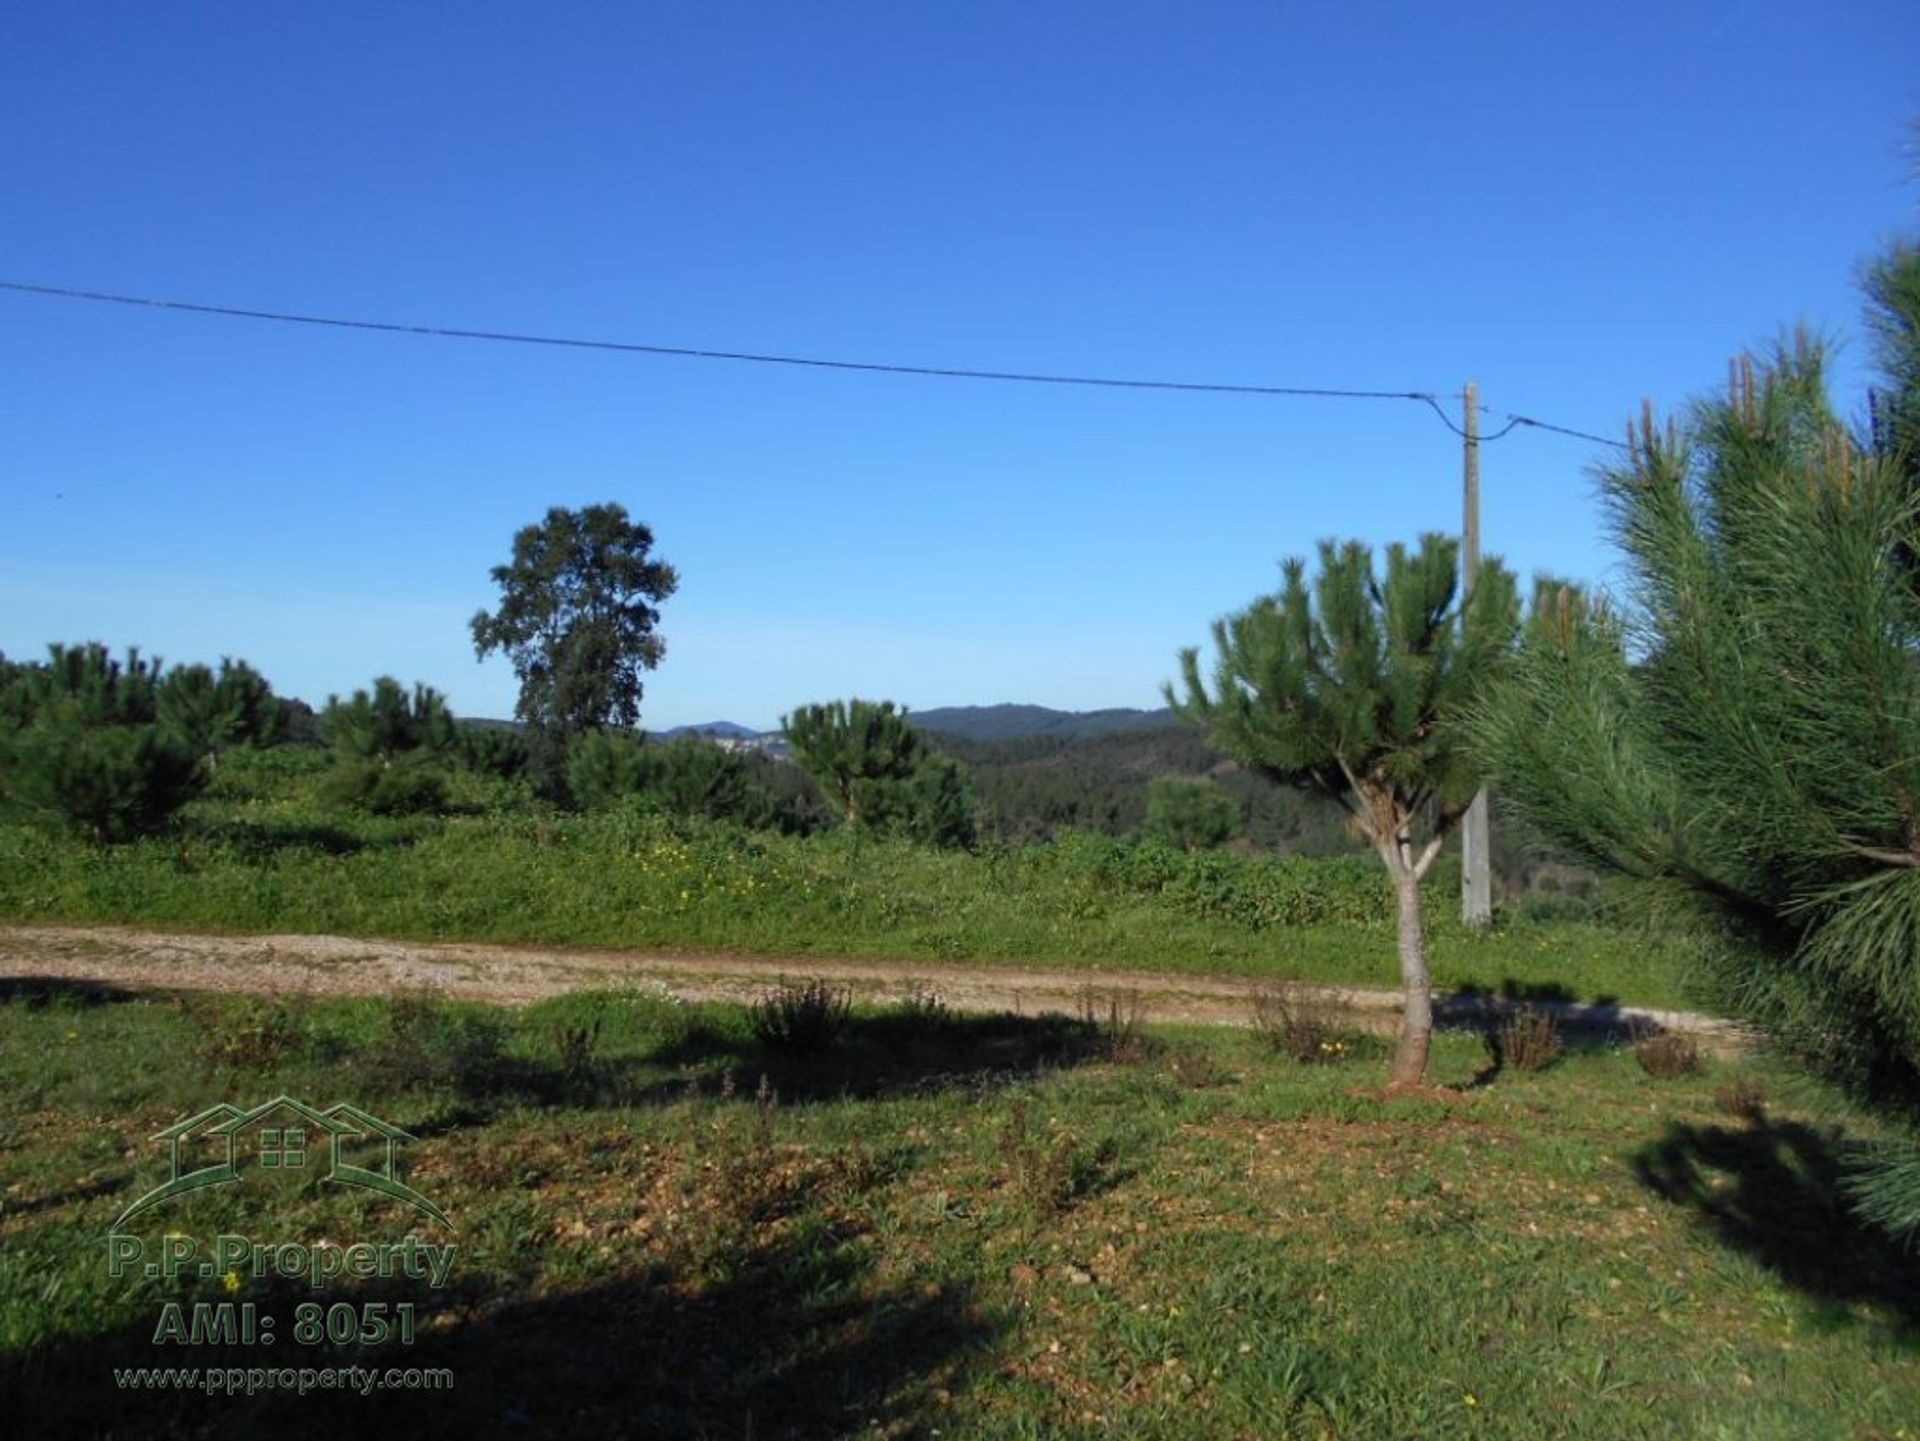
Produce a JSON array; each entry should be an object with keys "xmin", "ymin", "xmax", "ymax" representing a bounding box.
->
[
  {"xmin": 1471, "ymin": 239, "xmax": 1920, "ymax": 1229},
  {"xmin": 1170, "ymin": 536, "xmax": 1519, "ymax": 1088}
]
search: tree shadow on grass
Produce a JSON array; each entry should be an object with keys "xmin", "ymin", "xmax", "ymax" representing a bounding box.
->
[
  {"xmin": 1632, "ymin": 1116, "xmax": 1920, "ymax": 1338},
  {"xmin": 8, "ymin": 1230, "xmax": 998, "ymax": 1440},
  {"xmin": 183, "ymin": 818, "xmax": 395, "ymax": 858},
  {"xmin": 342, "ymin": 1005, "xmax": 1129, "ymax": 1139},
  {"xmin": 0, "ymin": 976, "xmax": 143, "ymax": 1008},
  {"xmin": 628, "ymin": 1005, "xmax": 1125, "ymax": 1107}
]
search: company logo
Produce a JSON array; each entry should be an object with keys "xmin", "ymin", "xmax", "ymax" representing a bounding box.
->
[{"xmin": 112, "ymin": 1095, "xmax": 449, "ymax": 1232}]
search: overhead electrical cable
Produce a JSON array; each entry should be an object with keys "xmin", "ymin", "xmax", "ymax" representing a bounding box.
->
[{"xmin": 0, "ymin": 279, "xmax": 1629, "ymax": 449}]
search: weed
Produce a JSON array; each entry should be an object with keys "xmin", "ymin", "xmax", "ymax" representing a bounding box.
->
[
  {"xmin": 750, "ymin": 977, "xmax": 853, "ymax": 1054},
  {"xmin": 1489, "ymin": 1005, "xmax": 1563, "ymax": 1073},
  {"xmin": 1714, "ymin": 1072, "xmax": 1768, "ymax": 1122},
  {"xmin": 1077, "ymin": 986, "xmax": 1154, "ymax": 1062},
  {"xmin": 1162, "ymin": 1045, "xmax": 1235, "ymax": 1089},
  {"xmin": 1634, "ymin": 1024, "xmax": 1704, "ymax": 1079},
  {"xmin": 365, "ymin": 989, "xmax": 507, "ymax": 1096},
  {"xmin": 551, "ymin": 1003, "xmax": 605, "ymax": 1092},
  {"xmin": 1250, "ymin": 980, "xmax": 1353, "ymax": 1064},
  {"xmin": 191, "ymin": 993, "xmax": 312, "ymax": 1073},
  {"xmin": 996, "ymin": 1097, "xmax": 1110, "ymax": 1218},
  {"xmin": 893, "ymin": 980, "xmax": 951, "ymax": 1035}
]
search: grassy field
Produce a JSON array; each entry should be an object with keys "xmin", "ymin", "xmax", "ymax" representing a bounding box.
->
[
  {"xmin": 3, "ymin": 978, "xmax": 1915, "ymax": 1439},
  {"xmin": 0, "ymin": 749, "xmax": 1709, "ymax": 1011}
]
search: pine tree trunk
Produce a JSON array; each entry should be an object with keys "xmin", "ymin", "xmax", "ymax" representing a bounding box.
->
[{"xmin": 1388, "ymin": 862, "xmax": 1433, "ymax": 1089}]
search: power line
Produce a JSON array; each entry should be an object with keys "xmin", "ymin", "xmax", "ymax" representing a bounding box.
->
[
  {"xmin": 1499, "ymin": 412, "xmax": 1629, "ymax": 451},
  {"xmin": 0, "ymin": 278, "xmax": 1626, "ymax": 448}
]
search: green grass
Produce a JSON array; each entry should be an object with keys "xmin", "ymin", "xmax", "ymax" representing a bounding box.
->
[
  {"xmin": 0, "ymin": 748, "xmax": 1707, "ymax": 1010},
  {"xmin": 2, "ymin": 981, "xmax": 1915, "ymax": 1439}
]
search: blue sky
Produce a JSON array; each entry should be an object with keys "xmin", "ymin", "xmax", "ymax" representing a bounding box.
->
[{"xmin": 3, "ymin": 3, "xmax": 1916, "ymax": 730}]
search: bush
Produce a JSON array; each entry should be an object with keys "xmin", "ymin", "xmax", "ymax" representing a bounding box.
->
[
  {"xmin": 320, "ymin": 756, "xmax": 450, "ymax": 816},
  {"xmin": 192, "ymin": 995, "xmax": 313, "ymax": 1073},
  {"xmin": 1634, "ymin": 1027, "xmax": 1704, "ymax": 1079},
  {"xmin": 1488, "ymin": 1005, "xmax": 1563, "ymax": 1073},
  {"xmin": 0, "ymin": 646, "xmax": 207, "ymax": 841},
  {"xmin": 456, "ymin": 724, "xmax": 529, "ymax": 781},
  {"xmin": 750, "ymin": 978, "xmax": 853, "ymax": 1054},
  {"xmin": 1077, "ymin": 986, "xmax": 1153, "ymax": 1062},
  {"xmin": 899, "ymin": 752, "xmax": 976, "ymax": 849},
  {"xmin": 1144, "ymin": 775, "xmax": 1239, "ymax": 851},
  {"xmin": 1250, "ymin": 980, "xmax": 1353, "ymax": 1063},
  {"xmin": 321, "ymin": 678, "xmax": 456, "ymax": 762},
  {"xmin": 3, "ymin": 711, "xmax": 205, "ymax": 842},
  {"xmin": 1715, "ymin": 1073, "xmax": 1769, "ymax": 1122},
  {"xmin": 891, "ymin": 981, "xmax": 951, "ymax": 1036},
  {"xmin": 158, "ymin": 658, "xmax": 283, "ymax": 763},
  {"xmin": 368, "ymin": 992, "xmax": 509, "ymax": 1095},
  {"xmin": 569, "ymin": 732, "xmax": 782, "ymax": 828}
]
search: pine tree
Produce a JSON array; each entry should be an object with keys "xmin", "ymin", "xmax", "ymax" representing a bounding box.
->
[
  {"xmin": 1470, "ymin": 240, "xmax": 1920, "ymax": 1228},
  {"xmin": 0, "ymin": 643, "xmax": 206, "ymax": 841},
  {"xmin": 1170, "ymin": 535, "xmax": 1519, "ymax": 1087},
  {"xmin": 1144, "ymin": 776, "xmax": 1240, "ymax": 851},
  {"xmin": 470, "ymin": 503, "xmax": 678, "ymax": 799},
  {"xmin": 782, "ymin": 699, "xmax": 975, "ymax": 846},
  {"xmin": 782, "ymin": 700, "xmax": 924, "ymax": 828}
]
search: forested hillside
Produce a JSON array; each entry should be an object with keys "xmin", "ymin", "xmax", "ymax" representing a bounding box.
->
[{"xmin": 929, "ymin": 724, "xmax": 1357, "ymax": 851}]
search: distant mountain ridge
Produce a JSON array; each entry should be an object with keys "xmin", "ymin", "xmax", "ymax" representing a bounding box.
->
[
  {"xmin": 658, "ymin": 705, "xmax": 1179, "ymax": 746},
  {"xmin": 659, "ymin": 720, "xmax": 761, "ymax": 740},
  {"xmin": 910, "ymin": 704, "xmax": 1178, "ymax": 742}
]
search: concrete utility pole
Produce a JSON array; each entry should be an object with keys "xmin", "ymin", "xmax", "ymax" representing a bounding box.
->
[{"xmin": 1460, "ymin": 381, "xmax": 1493, "ymax": 928}]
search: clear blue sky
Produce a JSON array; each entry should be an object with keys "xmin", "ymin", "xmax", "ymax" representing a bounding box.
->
[{"xmin": 3, "ymin": 3, "xmax": 1915, "ymax": 730}]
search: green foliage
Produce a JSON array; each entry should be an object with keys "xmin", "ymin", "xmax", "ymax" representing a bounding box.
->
[
  {"xmin": 0, "ymin": 643, "xmax": 207, "ymax": 842},
  {"xmin": 0, "ymin": 757, "xmax": 1700, "ymax": 1009},
  {"xmin": 936, "ymin": 724, "xmax": 1359, "ymax": 852},
  {"xmin": 319, "ymin": 754, "xmax": 451, "ymax": 816},
  {"xmin": 1171, "ymin": 534, "xmax": 1521, "ymax": 1084},
  {"xmin": 470, "ymin": 503, "xmax": 679, "ymax": 798},
  {"xmin": 782, "ymin": 698, "xmax": 923, "ymax": 824},
  {"xmin": 1169, "ymin": 536, "xmax": 1519, "ymax": 838},
  {"xmin": 1471, "ymin": 241, "xmax": 1920, "ymax": 1229},
  {"xmin": 1144, "ymin": 774, "xmax": 1239, "ymax": 851},
  {"xmin": 156, "ymin": 658, "xmax": 283, "ymax": 763},
  {"xmin": 750, "ymin": 977, "xmax": 853, "ymax": 1053},
  {"xmin": 317, "ymin": 678, "xmax": 458, "ymax": 815},
  {"xmin": 568, "ymin": 731, "xmax": 785, "ymax": 828},
  {"xmin": 784, "ymin": 698, "xmax": 976, "ymax": 847},
  {"xmin": 320, "ymin": 677, "xmax": 456, "ymax": 762},
  {"xmin": 901, "ymin": 751, "xmax": 976, "ymax": 849},
  {"xmin": 455, "ymin": 723, "xmax": 529, "ymax": 781}
]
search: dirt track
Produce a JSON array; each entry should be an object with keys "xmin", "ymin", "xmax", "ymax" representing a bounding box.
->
[{"xmin": 0, "ymin": 924, "xmax": 1751, "ymax": 1050}]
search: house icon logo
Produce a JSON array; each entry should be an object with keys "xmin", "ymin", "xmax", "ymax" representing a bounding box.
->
[{"xmin": 112, "ymin": 1095, "xmax": 450, "ymax": 1233}]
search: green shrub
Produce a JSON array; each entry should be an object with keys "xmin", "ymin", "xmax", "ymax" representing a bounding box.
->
[
  {"xmin": 750, "ymin": 977, "xmax": 853, "ymax": 1054},
  {"xmin": 320, "ymin": 678, "xmax": 456, "ymax": 762},
  {"xmin": 456, "ymin": 724, "xmax": 529, "ymax": 781},
  {"xmin": 320, "ymin": 756, "xmax": 450, "ymax": 816},
  {"xmin": 157, "ymin": 658, "xmax": 284, "ymax": 763},
  {"xmin": 192, "ymin": 995, "xmax": 313, "ymax": 1073},
  {"xmin": 1144, "ymin": 775, "xmax": 1239, "ymax": 851},
  {"xmin": 0, "ymin": 646, "xmax": 207, "ymax": 841},
  {"xmin": 569, "ymin": 731, "xmax": 781, "ymax": 828}
]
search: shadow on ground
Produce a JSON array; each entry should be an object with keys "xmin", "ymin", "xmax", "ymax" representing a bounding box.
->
[
  {"xmin": 1632, "ymin": 1116, "xmax": 1920, "ymax": 1337},
  {"xmin": 338, "ymin": 1005, "xmax": 1142, "ymax": 1130},
  {"xmin": 0, "ymin": 976, "xmax": 143, "ymax": 1008},
  {"xmin": 7, "ymin": 1229, "xmax": 999, "ymax": 1440}
]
